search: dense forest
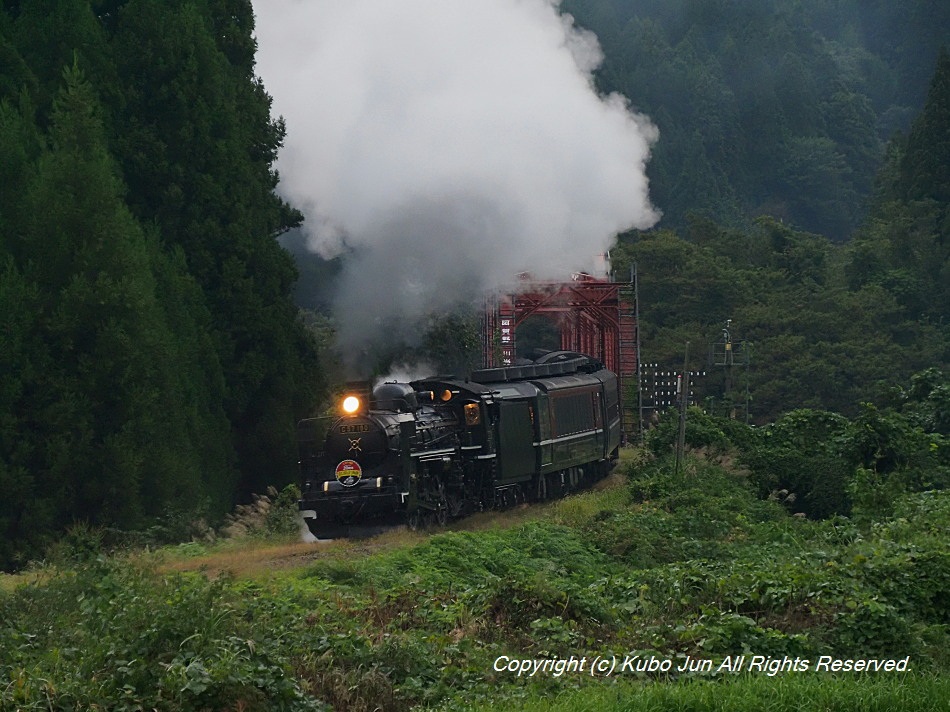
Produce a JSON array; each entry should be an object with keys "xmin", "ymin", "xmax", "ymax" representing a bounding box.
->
[
  {"xmin": 0, "ymin": 0, "xmax": 322, "ymax": 569},
  {"xmin": 543, "ymin": 0, "xmax": 949, "ymax": 422},
  {"xmin": 1, "ymin": 0, "xmax": 949, "ymax": 571},
  {"xmin": 605, "ymin": 40, "xmax": 950, "ymax": 421},
  {"xmin": 561, "ymin": 0, "xmax": 950, "ymax": 240}
]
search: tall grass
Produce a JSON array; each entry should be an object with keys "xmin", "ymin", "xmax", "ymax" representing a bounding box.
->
[{"xmin": 460, "ymin": 674, "xmax": 950, "ymax": 712}]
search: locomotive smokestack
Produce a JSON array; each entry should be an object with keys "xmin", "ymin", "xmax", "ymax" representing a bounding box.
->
[{"xmin": 253, "ymin": 0, "xmax": 660, "ymax": 356}]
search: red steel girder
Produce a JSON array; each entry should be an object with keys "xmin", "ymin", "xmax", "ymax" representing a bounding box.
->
[
  {"xmin": 483, "ymin": 271, "xmax": 640, "ymax": 434},
  {"xmin": 485, "ymin": 273, "xmax": 632, "ymax": 374}
]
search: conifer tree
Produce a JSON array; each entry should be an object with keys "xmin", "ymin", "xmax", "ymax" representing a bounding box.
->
[
  {"xmin": 0, "ymin": 257, "xmax": 49, "ymax": 567},
  {"xmin": 900, "ymin": 47, "xmax": 950, "ymax": 212},
  {"xmin": 108, "ymin": 0, "xmax": 320, "ymax": 495},
  {"xmin": 850, "ymin": 48, "xmax": 950, "ymax": 320},
  {"xmin": 12, "ymin": 67, "xmax": 233, "ymax": 544},
  {"xmin": 9, "ymin": 0, "xmax": 115, "ymax": 114}
]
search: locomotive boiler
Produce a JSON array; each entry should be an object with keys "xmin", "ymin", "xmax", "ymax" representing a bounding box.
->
[{"xmin": 297, "ymin": 351, "xmax": 621, "ymax": 538}]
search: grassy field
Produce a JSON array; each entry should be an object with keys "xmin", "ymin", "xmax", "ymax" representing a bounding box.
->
[
  {"xmin": 463, "ymin": 675, "xmax": 950, "ymax": 712},
  {"xmin": 2, "ymin": 450, "xmax": 948, "ymax": 711}
]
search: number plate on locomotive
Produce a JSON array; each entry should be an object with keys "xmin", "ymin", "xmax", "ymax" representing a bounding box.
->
[{"xmin": 339, "ymin": 423, "xmax": 370, "ymax": 434}]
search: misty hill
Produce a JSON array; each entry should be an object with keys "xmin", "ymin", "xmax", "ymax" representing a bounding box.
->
[{"xmin": 562, "ymin": 0, "xmax": 950, "ymax": 239}]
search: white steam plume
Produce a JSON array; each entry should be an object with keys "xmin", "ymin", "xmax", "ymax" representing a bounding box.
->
[{"xmin": 253, "ymin": 0, "xmax": 659, "ymax": 356}]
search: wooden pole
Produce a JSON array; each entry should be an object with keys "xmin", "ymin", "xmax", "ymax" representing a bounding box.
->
[{"xmin": 675, "ymin": 341, "xmax": 689, "ymax": 475}]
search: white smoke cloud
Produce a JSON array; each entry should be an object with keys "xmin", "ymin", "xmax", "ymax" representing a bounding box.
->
[
  {"xmin": 253, "ymin": 0, "xmax": 659, "ymax": 353},
  {"xmin": 374, "ymin": 362, "xmax": 437, "ymax": 390}
]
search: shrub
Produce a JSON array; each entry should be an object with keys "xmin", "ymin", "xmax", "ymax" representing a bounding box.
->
[
  {"xmin": 222, "ymin": 484, "xmax": 302, "ymax": 539},
  {"xmin": 0, "ymin": 560, "xmax": 323, "ymax": 711}
]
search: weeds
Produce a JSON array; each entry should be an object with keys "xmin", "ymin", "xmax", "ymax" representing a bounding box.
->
[
  {"xmin": 456, "ymin": 674, "xmax": 950, "ymax": 712},
  {"xmin": 3, "ymin": 456, "xmax": 949, "ymax": 711},
  {"xmin": 223, "ymin": 484, "xmax": 303, "ymax": 539}
]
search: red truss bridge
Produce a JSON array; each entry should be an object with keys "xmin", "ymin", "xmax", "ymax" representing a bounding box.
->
[{"xmin": 483, "ymin": 269, "xmax": 640, "ymax": 435}]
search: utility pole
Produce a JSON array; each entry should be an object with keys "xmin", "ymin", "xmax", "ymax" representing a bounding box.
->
[
  {"xmin": 722, "ymin": 319, "xmax": 733, "ymax": 398},
  {"xmin": 675, "ymin": 341, "xmax": 689, "ymax": 476},
  {"xmin": 712, "ymin": 318, "xmax": 750, "ymax": 421}
]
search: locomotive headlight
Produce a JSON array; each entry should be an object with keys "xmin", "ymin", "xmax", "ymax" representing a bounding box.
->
[
  {"xmin": 439, "ymin": 389, "xmax": 453, "ymax": 402},
  {"xmin": 342, "ymin": 396, "xmax": 361, "ymax": 414}
]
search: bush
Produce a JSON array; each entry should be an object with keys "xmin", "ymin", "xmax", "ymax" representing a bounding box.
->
[
  {"xmin": 0, "ymin": 560, "xmax": 324, "ymax": 711},
  {"xmin": 222, "ymin": 484, "xmax": 302, "ymax": 539},
  {"xmin": 646, "ymin": 408, "xmax": 751, "ymax": 457}
]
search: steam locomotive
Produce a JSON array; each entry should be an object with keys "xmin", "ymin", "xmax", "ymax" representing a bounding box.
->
[{"xmin": 297, "ymin": 351, "xmax": 621, "ymax": 538}]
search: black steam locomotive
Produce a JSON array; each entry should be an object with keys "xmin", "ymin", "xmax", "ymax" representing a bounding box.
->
[{"xmin": 297, "ymin": 351, "xmax": 621, "ymax": 538}]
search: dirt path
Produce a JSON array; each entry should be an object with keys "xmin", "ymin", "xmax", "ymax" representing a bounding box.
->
[{"xmin": 158, "ymin": 471, "xmax": 627, "ymax": 579}]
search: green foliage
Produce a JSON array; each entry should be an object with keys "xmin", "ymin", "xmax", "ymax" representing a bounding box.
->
[
  {"xmin": 556, "ymin": 0, "xmax": 950, "ymax": 239},
  {"xmin": 847, "ymin": 49, "xmax": 950, "ymax": 323},
  {"xmin": 602, "ymin": 473, "xmax": 950, "ymax": 663},
  {"xmin": 900, "ymin": 48, "xmax": 950, "ymax": 209},
  {"xmin": 461, "ymin": 675, "xmax": 950, "ymax": 712},
  {"xmin": 266, "ymin": 484, "xmax": 304, "ymax": 537},
  {"xmin": 0, "ymin": 560, "xmax": 324, "ymax": 711},
  {"xmin": 421, "ymin": 312, "xmax": 483, "ymax": 375},
  {"xmin": 104, "ymin": 0, "xmax": 321, "ymax": 494},
  {"xmin": 0, "ymin": 67, "xmax": 237, "ymax": 565},
  {"xmin": 896, "ymin": 368, "xmax": 950, "ymax": 437},
  {"xmin": 613, "ymin": 210, "xmax": 947, "ymax": 423},
  {"xmin": 646, "ymin": 407, "xmax": 744, "ymax": 457},
  {"xmin": 0, "ymin": 0, "xmax": 322, "ymax": 567},
  {"xmin": 41, "ymin": 521, "xmax": 106, "ymax": 567},
  {"xmin": 741, "ymin": 409, "xmax": 852, "ymax": 518},
  {"xmin": 3, "ymin": 468, "xmax": 950, "ymax": 710},
  {"xmin": 1, "ymin": 6, "xmax": 949, "ymax": 706},
  {"xmin": 600, "ymin": 19, "xmax": 949, "ymax": 427},
  {"xmin": 838, "ymin": 404, "xmax": 949, "ymax": 519},
  {"xmin": 584, "ymin": 456, "xmax": 788, "ymax": 568},
  {"xmin": 350, "ymin": 309, "xmax": 484, "ymax": 382},
  {"xmin": 728, "ymin": 397, "xmax": 947, "ymax": 521},
  {"xmin": 303, "ymin": 521, "xmax": 611, "ymax": 623}
]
